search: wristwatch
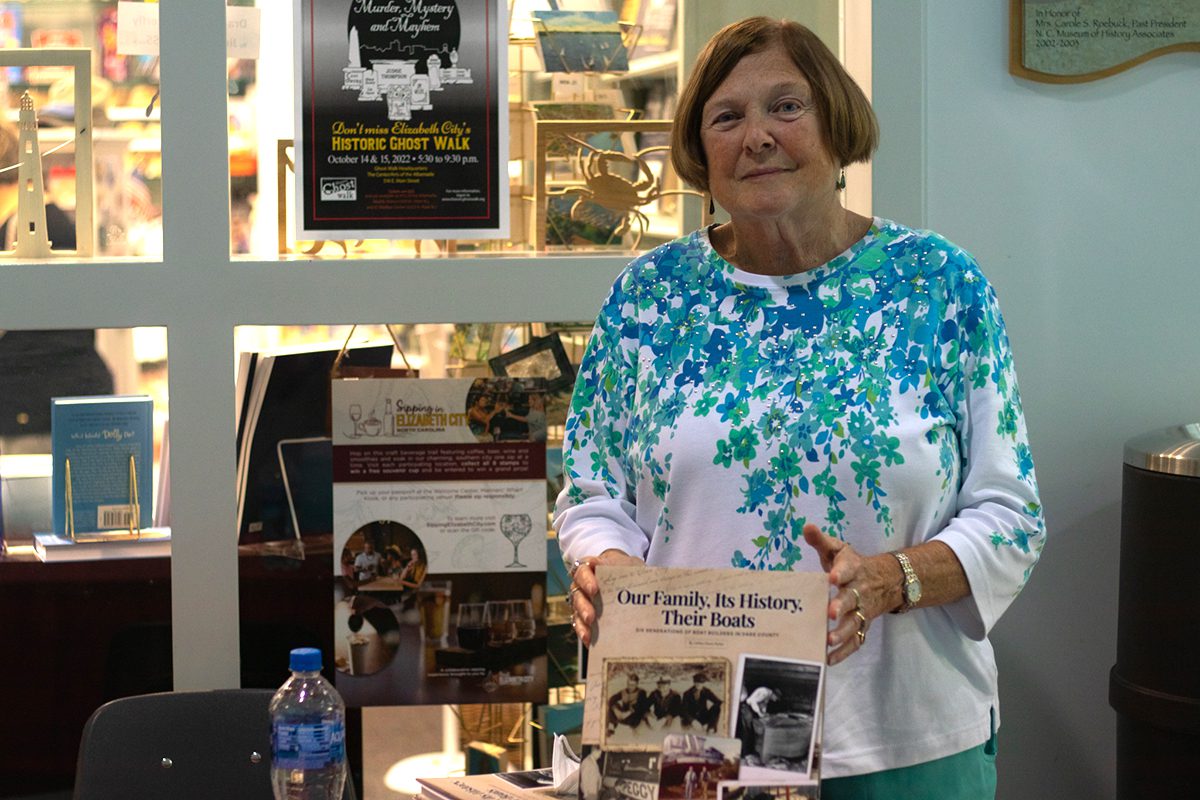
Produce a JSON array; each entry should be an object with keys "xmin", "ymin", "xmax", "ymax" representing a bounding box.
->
[{"xmin": 891, "ymin": 551, "xmax": 922, "ymax": 613}]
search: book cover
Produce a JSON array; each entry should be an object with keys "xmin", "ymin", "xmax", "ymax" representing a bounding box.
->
[
  {"xmin": 235, "ymin": 343, "xmax": 392, "ymax": 544},
  {"xmin": 419, "ymin": 768, "xmax": 560, "ymax": 800},
  {"xmin": 50, "ymin": 395, "xmax": 153, "ymax": 536},
  {"xmin": 582, "ymin": 566, "xmax": 828, "ymax": 782},
  {"xmin": 33, "ymin": 526, "xmax": 171, "ymax": 563}
]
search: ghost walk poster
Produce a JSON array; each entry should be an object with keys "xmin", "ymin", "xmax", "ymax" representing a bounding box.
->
[{"xmin": 295, "ymin": 0, "xmax": 508, "ymax": 239}]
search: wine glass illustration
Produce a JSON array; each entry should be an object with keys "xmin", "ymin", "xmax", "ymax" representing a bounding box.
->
[
  {"xmin": 500, "ymin": 514, "xmax": 532, "ymax": 568},
  {"xmin": 348, "ymin": 404, "xmax": 363, "ymax": 438}
]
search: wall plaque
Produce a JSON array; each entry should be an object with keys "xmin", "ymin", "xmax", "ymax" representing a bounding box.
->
[{"xmin": 1011, "ymin": 0, "xmax": 1200, "ymax": 83}]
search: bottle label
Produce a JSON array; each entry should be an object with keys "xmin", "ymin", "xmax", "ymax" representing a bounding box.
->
[{"xmin": 272, "ymin": 720, "xmax": 346, "ymax": 770}]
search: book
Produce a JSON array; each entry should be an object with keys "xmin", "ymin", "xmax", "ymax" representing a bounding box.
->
[
  {"xmin": 235, "ymin": 342, "xmax": 393, "ymax": 544},
  {"xmin": 419, "ymin": 768, "xmax": 561, "ymax": 800},
  {"xmin": 32, "ymin": 526, "xmax": 171, "ymax": 563},
  {"xmin": 153, "ymin": 418, "xmax": 170, "ymax": 527},
  {"xmin": 50, "ymin": 395, "xmax": 153, "ymax": 537},
  {"xmin": 581, "ymin": 566, "xmax": 829, "ymax": 784}
]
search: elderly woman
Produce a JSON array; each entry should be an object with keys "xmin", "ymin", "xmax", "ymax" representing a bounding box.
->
[{"xmin": 555, "ymin": 17, "xmax": 1044, "ymax": 799}]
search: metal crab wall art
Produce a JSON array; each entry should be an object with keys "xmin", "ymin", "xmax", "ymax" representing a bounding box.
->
[{"xmin": 549, "ymin": 136, "xmax": 698, "ymax": 249}]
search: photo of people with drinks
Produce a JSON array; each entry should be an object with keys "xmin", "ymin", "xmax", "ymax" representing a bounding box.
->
[{"xmin": 333, "ymin": 519, "xmax": 548, "ymax": 706}]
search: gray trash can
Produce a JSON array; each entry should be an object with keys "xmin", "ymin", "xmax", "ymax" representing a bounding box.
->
[{"xmin": 1111, "ymin": 424, "xmax": 1200, "ymax": 799}]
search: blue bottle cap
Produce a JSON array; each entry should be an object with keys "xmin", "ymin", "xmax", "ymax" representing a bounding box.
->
[{"xmin": 289, "ymin": 647, "xmax": 323, "ymax": 672}]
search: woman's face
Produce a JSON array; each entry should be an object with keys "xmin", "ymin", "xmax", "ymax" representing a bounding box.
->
[{"xmin": 699, "ymin": 43, "xmax": 839, "ymax": 223}]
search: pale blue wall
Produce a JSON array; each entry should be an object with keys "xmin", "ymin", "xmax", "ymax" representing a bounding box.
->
[{"xmin": 875, "ymin": 3, "xmax": 1200, "ymax": 798}]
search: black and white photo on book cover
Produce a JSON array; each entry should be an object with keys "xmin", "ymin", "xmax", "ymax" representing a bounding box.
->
[
  {"xmin": 331, "ymin": 377, "xmax": 547, "ymax": 707},
  {"xmin": 600, "ymin": 657, "xmax": 730, "ymax": 751},
  {"xmin": 295, "ymin": 0, "xmax": 508, "ymax": 239},
  {"xmin": 731, "ymin": 655, "xmax": 823, "ymax": 780}
]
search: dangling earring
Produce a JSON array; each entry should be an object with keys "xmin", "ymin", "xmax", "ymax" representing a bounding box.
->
[
  {"xmin": 708, "ymin": 195, "xmax": 715, "ymax": 216},
  {"xmin": 835, "ymin": 169, "xmax": 846, "ymax": 191}
]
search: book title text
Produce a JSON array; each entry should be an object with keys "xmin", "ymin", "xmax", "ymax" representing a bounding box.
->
[{"xmin": 614, "ymin": 587, "xmax": 805, "ymax": 630}]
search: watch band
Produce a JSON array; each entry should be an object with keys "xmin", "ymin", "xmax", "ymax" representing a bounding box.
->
[{"xmin": 892, "ymin": 551, "xmax": 920, "ymax": 613}]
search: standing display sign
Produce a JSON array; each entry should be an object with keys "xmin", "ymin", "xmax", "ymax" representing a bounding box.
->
[
  {"xmin": 295, "ymin": 0, "xmax": 508, "ymax": 239},
  {"xmin": 331, "ymin": 376, "xmax": 548, "ymax": 707}
]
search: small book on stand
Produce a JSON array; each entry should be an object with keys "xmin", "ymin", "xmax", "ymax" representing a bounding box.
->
[{"xmin": 33, "ymin": 395, "xmax": 166, "ymax": 563}]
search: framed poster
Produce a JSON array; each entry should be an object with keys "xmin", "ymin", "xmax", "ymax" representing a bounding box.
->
[{"xmin": 294, "ymin": 0, "xmax": 508, "ymax": 239}]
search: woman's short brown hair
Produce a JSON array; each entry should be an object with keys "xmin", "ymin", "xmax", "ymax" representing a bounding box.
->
[{"xmin": 670, "ymin": 17, "xmax": 878, "ymax": 193}]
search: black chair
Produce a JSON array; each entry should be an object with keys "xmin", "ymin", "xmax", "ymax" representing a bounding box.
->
[{"xmin": 73, "ymin": 689, "xmax": 277, "ymax": 800}]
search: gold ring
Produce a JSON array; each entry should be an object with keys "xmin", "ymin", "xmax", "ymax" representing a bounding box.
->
[
  {"xmin": 569, "ymin": 559, "xmax": 584, "ymax": 577},
  {"xmin": 856, "ymin": 628, "xmax": 866, "ymax": 645},
  {"xmin": 854, "ymin": 610, "xmax": 867, "ymax": 631},
  {"xmin": 849, "ymin": 587, "xmax": 862, "ymax": 611},
  {"xmin": 568, "ymin": 584, "xmax": 579, "ymax": 598}
]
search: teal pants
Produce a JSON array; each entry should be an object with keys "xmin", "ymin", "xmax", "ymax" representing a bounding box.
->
[{"xmin": 821, "ymin": 731, "xmax": 997, "ymax": 800}]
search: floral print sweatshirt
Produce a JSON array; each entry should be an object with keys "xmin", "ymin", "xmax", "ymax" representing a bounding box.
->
[{"xmin": 554, "ymin": 219, "xmax": 1044, "ymax": 775}]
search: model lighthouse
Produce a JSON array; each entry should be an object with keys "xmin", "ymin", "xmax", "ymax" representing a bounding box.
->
[{"xmin": 14, "ymin": 91, "xmax": 52, "ymax": 258}]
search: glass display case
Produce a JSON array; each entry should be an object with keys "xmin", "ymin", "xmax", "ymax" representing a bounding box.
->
[{"xmin": 0, "ymin": 1, "xmax": 864, "ymax": 793}]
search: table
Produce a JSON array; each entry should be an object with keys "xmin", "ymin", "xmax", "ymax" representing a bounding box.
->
[
  {"xmin": 0, "ymin": 535, "xmax": 339, "ymax": 795},
  {"xmin": 356, "ymin": 576, "xmax": 412, "ymax": 592}
]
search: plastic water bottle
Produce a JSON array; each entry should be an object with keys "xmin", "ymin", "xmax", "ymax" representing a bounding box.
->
[{"xmin": 270, "ymin": 647, "xmax": 348, "ymax": 800}]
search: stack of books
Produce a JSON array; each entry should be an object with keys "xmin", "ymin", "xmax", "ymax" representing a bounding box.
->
[{"xmin": 419, "ymin": 767, "xmax": 561, "ymax": 800}]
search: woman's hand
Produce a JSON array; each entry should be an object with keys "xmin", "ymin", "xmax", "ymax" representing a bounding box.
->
[
  {"xmin": 568, "ymin": 549, "xmax": 645, "ymax": 646},
  {"xmin": 802, "ymin": 523, "xmax": 901, "ymax": 666},
  {"xmin": 803, "ymin": 524, "xmax": 973, "ymax": 665}
]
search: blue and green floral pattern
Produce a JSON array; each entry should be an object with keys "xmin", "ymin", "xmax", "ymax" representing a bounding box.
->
[{"xmin": 557, "ymin": 219, "xmax": 1043, "ymax": 589}]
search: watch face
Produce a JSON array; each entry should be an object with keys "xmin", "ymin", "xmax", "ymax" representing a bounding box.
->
[{"xmin": 905, "ymin": 581, "xmax": 922, "ymax": 604}]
